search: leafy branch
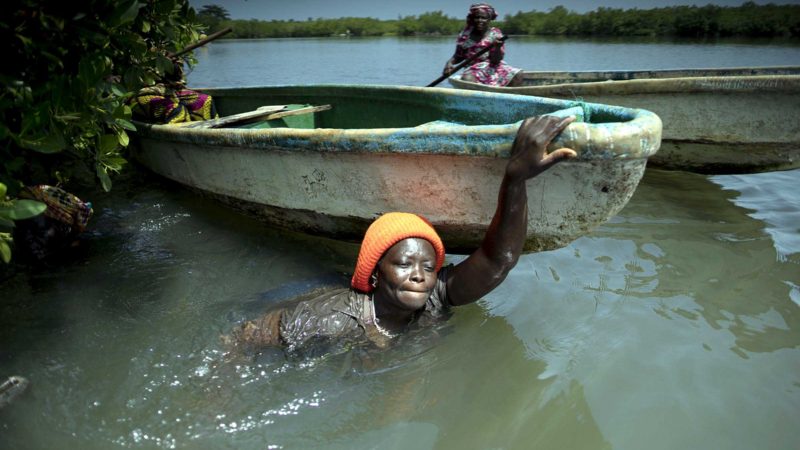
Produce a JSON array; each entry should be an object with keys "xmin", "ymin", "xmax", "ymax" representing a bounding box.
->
[
  {"xmin": 0, "ymin": 182, "xmax": 46, "ymax": 263},
  {"xmin": 1, "ymin": 0, "xmax": 204, "ymax": 195}
]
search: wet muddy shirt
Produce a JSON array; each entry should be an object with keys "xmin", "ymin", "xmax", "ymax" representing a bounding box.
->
[{"xmin": 233, "ymin": 266, "xmax": 453, "ymax": 353}]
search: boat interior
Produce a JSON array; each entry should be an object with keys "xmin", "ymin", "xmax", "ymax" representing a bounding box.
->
[
  {"xmin": 179, "ymin": 104, "xmax": 329, "ymax": 130},
  {"xmin": 178, "ymin": 86, "xmax": 636, "ymax": 131}
]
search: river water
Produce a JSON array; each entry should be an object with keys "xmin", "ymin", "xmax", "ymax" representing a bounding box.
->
[{"xmin": 1, "ymin": 37, "xmax": 799, "ymax": 449}]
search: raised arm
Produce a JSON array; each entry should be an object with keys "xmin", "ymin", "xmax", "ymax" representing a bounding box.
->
[{"xmin": 446, "ymin": 115, "xmax": 577, "ymax": 306}]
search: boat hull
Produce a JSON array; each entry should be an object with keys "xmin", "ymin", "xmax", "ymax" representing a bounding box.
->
[
  {"xmin": 450, "ymin": 67, "xmax": 800, "ymax": 174},
  {"xmin": 131, "ymin": 85, "xmax": 661, "ymax": 253}
]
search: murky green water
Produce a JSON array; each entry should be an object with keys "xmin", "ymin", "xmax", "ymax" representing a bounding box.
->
[{"xmin": 1, "ymin": 37, "xmax": 799, "ymax": 449}]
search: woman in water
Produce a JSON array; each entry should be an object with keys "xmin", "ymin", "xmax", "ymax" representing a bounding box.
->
[
  {"xmin": 230, "ymin": 115, "xmax": 576, "ymax": 353},
  {"xmin": 442, "ymin": 3, "xmax": 523, "ymax": 87}
]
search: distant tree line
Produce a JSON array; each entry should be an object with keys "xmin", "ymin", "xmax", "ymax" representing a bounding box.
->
[
  {"xmin": 196, "ymin": 2, "xmax": 800, "ymax": 38},
  {"xmin": 503, "ymin": 3, "xmax": 800, "ymax": 37}
]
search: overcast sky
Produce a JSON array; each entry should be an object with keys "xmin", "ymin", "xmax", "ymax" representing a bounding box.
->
[{"xmin": 188, "ymin": 0, "xmax": 795, "ymax": 21}]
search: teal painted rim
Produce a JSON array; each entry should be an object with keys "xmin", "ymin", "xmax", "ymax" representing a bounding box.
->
[{"xmin": 134, "ymin": 84, "xmax": 662, "ymax": 160}]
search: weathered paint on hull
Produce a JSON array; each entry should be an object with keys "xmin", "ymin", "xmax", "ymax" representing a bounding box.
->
[
  {"xmin": 132, "ymin": 85, "xmax": 661, "ymax": 253},
  {"xmin": 133, "ymin": 139, "xmax": 646, "ymax": 252},
  {"xmin": 450, "ymin": 67, "xmax": 800, "ymax": 174}
]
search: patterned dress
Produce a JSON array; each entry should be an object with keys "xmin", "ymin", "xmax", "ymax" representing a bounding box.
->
[
  {"xmin": 454, "ymin": 27, "xmax": 520, "ymax": 86},
  {"xmin": 131, "ymin": 85, "xmax": 218, "ymax": 124}
]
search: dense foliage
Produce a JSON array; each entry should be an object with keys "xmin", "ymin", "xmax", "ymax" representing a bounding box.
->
[
  {"xmin": 196, "ymin": 3, "xmax": 229, "ymax": 31},
  {"xmin": 214, "ymin": 11, "xmax": 459, "ymax": 38},
  {"xmin": 1, "ymin": 0, "xmax": 203, "ymax": 195},
  {"xmin": 0, "ymin": 0, "xmax": 203, "ymax": 262},
  {"xmin": 211, "ymin": 2, "xmax": 800, "ymax": 39}
]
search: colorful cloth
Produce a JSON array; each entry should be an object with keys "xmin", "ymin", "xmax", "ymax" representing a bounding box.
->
[
  {"xmin": 131, "ymin": 85, "xmax": 218, "ymax": 124},
  {"xmin": 351, "ymin": 212, "xmax": 446, "ymax": 293},
  {"xmin": 454, "ymin": 26, "xmax": 520, "ymax": 86},
  {"xmin": 19, "ymin": 185, "xmax": 93, "ymax": 232}
]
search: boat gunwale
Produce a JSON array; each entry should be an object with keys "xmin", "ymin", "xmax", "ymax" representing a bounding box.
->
[
  {"xmin": 451, "ymin": 72, "xmax": 800, "ymax": 95},
  {"xmin": 132, "ymin": 84, "xmax": 662, "ymax": 160},
  {"xmin": 516, "ymin": 65, "xmax": 800, "ymax": 79}
]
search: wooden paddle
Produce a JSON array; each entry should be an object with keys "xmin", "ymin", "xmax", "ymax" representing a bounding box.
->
[
  {"xmin": 182, "ymin": 104, "xmax": 333, "ymax": 129},
  {"xmin": 180, "ymin": 105, "xmax": 288, "ymax": 128},
  {"xmin": 426, "ymin": 35, "xmax": 508, "ymax": 88},
  {"xmin": 168, "ymin": 27, "xmax": 233, "ymax": 59}
]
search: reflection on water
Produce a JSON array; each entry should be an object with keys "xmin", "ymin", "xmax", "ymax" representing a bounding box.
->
[
  {"xmin": 486, "ymin": 169, "xmax": 799, "ymax": 450},
  {"xmin": 1, "ymin": 165, "xmax": 797, "ymax": 449},
  {"xmin": 711, "ymin": 170, "xmax": 800, "ymax": 263}
]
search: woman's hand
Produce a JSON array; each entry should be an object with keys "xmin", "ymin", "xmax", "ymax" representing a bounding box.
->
[
  {"xmin": 505, "ymin": 116, "xmax": 577, "ymax": 182},
  {"xmin": 447, "ymin": 115, "xmax": 577, "ymax": 306},
  {"xmin": 489, "ymin": 45, "xmax": 503, "ymax": 65},
  {"xmin": 443, "ymin": 60, "xmax": 456, "ymax": 76}
]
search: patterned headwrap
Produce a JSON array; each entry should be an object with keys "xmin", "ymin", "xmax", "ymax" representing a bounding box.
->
[
  {"xmin": 351, "ymin": 212, "xmax": 446, "ymax": 293},
  {"xmin": 467, "ymin": 3, "xmax": 498, "ymax": 26},
  {"xmin": 19, "ymin": 185, "xmax": 93, "ymax": 232}
]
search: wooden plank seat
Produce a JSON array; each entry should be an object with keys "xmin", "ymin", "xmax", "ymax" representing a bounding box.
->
[{"xmin": 182, "ymin": 104, "xmax": 332, "ymax": 129}]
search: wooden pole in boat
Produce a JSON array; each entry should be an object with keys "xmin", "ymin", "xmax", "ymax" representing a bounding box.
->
[
  {"xmin": 168, "ymin": 27, "xmax": 233, "ymax": 59},
  {"xmin": 426, "ymin": 35, "xmax": 508, "ymax": 88}
]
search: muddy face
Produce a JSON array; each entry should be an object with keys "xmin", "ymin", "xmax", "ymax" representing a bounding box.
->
[{"xmin": 374, "ymin": 238, "xmax": 438, "ymax": 312}]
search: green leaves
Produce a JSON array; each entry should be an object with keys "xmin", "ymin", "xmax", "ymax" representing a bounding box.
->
[
  {"xmin": 501, "ymin": 3, "xmax": 800, "ymax": 37},
  {"xmin": 96, "ymin": 133, "xmax": 129, "ymax": 191},
  {"xmin": 0, "ymin": 1, "xmax": 206, "ymax": 261},
  {"xmin": 0, "ymin": 200, "xmax": 47, "ymax": 221},
  {"xmin": 0, "ymin": 182, "xmax": 47, "ymax": 263},
  {"xmin": 0, "ymin": 180, "xmax": 47, "ymax": 224},
  {"xmin": 0, "ymin": 238, "xmax": 11, "ymax": 263},
  {"xmin": 98, "ymin": 134, "xmax": 119, "ymax": 154},
  {"xmin": 116, "ymin": 119, "xmax": 137, "ymax": 131},
  {"xmin": 20, "ymin": 132, "xmax": 67, "ymax": 154},
  {"xmin": 79, "ymin": 55, "xmax": 108, "ymax": 87},
  {"xmin": 96, "ymin": 164, "xmax": 113, "ymax": 192},
  {"xmin": 117, "ymin": 130, "xmax": 130, "ymax": 147},
  {"xmin": 0, "ymin": 180, "xmax": 48, "ymax": 265},
  {"xmin": 110, "ymin": 0, "xmax": 145, "ymax": 26},
  {"xmin": 1, "ymin": 0, "xmax": 203, "ymax": 196},
  {"xmin": 155, "ymin": 55, "xmax": 175, "ymax": 77}
]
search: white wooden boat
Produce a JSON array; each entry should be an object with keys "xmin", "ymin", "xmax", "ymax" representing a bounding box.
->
[
  {"xmin": 450, "ymin": 66, "xmax": 800, "ymax": 174},
  {"xmin": 130, "ymin": 84, "xmax": 661, "ymax": 253}
]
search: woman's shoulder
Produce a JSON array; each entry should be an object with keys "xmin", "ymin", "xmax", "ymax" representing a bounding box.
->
[{"xmin": 278, "ymin": 287, "xmax": 367, "ymax": 347}]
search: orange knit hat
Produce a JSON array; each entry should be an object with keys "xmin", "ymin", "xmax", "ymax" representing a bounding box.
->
[{"xmin": 351, "ymin": 212, "xmax": 446, "ymax": 293}]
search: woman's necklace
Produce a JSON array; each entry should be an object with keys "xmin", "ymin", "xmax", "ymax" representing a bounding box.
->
[{"xmin": 370, "ymin": 296, "xmax": 396, "ymax": 338}]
